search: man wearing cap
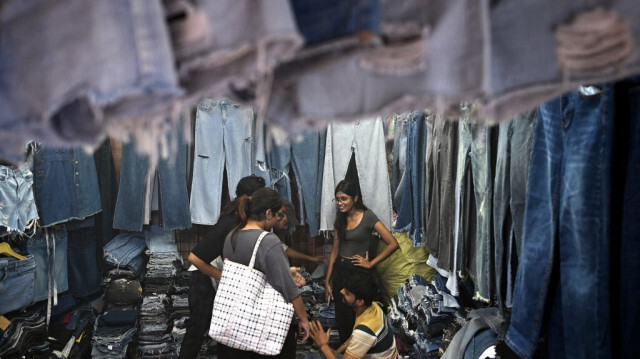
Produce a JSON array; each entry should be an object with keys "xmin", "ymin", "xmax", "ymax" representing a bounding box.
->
[
  {"xmin": 275, "ymin": 200, "xmax": 326, "ymax": 265},
  {"xmin": 308, "ymin": 272, "xmax": 398, "ymax": 359}
]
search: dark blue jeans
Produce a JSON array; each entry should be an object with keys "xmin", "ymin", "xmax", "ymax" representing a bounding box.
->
[{"xmin": 506, "ymin": 85, "xmax": 614, "ymax": 358}]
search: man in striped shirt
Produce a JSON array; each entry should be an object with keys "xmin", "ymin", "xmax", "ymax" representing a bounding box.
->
[{"xmin": 310, "ymin": 272, "xmax": 398, "ymax": 359}]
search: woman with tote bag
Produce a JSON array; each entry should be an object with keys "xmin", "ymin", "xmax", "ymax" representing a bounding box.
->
[{"xmin": 215, "ymin": 188, "xmax": 310, "ymax": 358}]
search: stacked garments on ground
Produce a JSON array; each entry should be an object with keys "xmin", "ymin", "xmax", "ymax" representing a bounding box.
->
[
  {"xmin": 388, "ymin": 274, "xmax": 465, "ymax": 359},
  {"xmin": 171, "ymin": 272, "xmax": 191, "ymax": 353},
  {"xmin": 0, "ymin": 307, "xmax": 48, "ymax": 357},
  {"xmin": 92, "ymin": 309, "xmax": 138, "ymax": 358}
]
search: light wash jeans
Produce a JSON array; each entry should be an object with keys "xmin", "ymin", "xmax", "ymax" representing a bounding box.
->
[
  {"xmin": 190, "ymin": 99, "xmax": 254, "ymax": 225},
  {"xmin": 320, "ymin": 118, "xmax": 392, "ymax": 231},
  {"xmin": 291, "ymin": 130, "xmax": 326, "ymax": 236}
]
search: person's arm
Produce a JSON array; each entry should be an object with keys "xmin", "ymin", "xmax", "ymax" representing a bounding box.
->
[
  {"xmin": 325, "ymin": 233, "xmax": 340, "ymax": 301},
  {"xmin": 310, "ymin": 320, "xmax": 356, "ymax": 359},
  {"xmin": 188, "ymin": 252, "xmax": 222, "ymax": 280},
  {"xmin": 292, "ymin": 295, "xmax": 310, "ymax": 342},
  {"xmin": 285, "ymin": 247, "xmax": 326, "ymax": 263},
  {"xmin": 352, "ymin": 221, "xmax": 399, "ymax": 269}
]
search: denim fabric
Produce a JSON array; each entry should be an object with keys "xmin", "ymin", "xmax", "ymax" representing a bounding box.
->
[
  {"xmin": 320, "ymin": 118, "xmax": 392, "ymax": 231},
  {"xmin": 425, "ymin": 115, "xmax": 458, "ymax": 272},
  {"xmin": 506, "ymin": 85, "xmax": 615, "ymax": 358},
  {"xmin": 103, "ymin": 232, "xmax": 147, "ymax": 272},
  {"xmin": 0, "ymin": 254, "xmax": 35, "ymax": 315},
  {"xmin": 0, "ymin": 0, "xmax": 182, "ymax": 162},
  {"xmin": 113, "ymin": 117, "xmax": 191, "ymax": 231},
  {"xmin": 291, "ymin": 0, "xmax": 381, "ymax": 45},
  {"xmin": 0, "ymin": 164, "xmax": 38, "ymax": 235},
  {"xmin": 145, "ymin": 225, "xmax": 177, "ymax": 254},
  {"xmin": 493, "ymin": 110, "xmax": 537, "ymax": 310},
  {"xmin": 453, "ymin": 105, "xmax": 497, "ymax": 302},
  {"xmin": 28, "ymin": 227, "xmax": 69, "ymax": 302},
  {"xmin": 391, "ymin": 114, "xmax": 409, "ymax": 212},
  {"xmin": 93, "ymin": 139, "xmax": 118, "ymax": 273},
  {"xmin": 33, "ymin": 147, "xmax": 101, "ymax": 227},
  {"xmin": 190, "ymin": 99, "xmax": 254, "ymax": 225},
  {"xmin": 395, "ymin": 112, "xmax": 428, "ymax": 245},
  {"xmin": 463, "ymin": 329, "xmax": 496, "ymax": 359},
  {"xmin": 267, "ymin": 129, "xmax": 293, "ymax": 202},
  {"xmin": 291, "ymin": 130, "xmax": 326, "ymax": 236},
  {"xmin": 67, "ymin": 226, "xmax": 103, "ymax": 298},
  {"xmin": 0, "ymin": 308, "xmax": 47, "ymax": 357}
]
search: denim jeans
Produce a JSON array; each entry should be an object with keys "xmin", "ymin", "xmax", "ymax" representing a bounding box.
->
[
  {"xmin": 113, "ymin": 117, "xmax": 191, "ymax": 231},
  {"xmin": 145, "ymin": 225, "xmax": 177, "ymax": 254},
  {"xmin": 425, "ymin": 115, "xmax": 459, "ymax": 272},
  {"xmin": 291, "ymin": 0, "xmax": 380, "ymax": 45},
  {"xmin": 493, "ymin": 110, "xmax": 537, "ymax": 310},
  {"xmin": 190, "ymin": 99, "xmax": 254, "ymax": 225},
  {"xmin": 33, "ymin": 146, "xmax": 101, "ymax": 227},
  {"xmin": 453, "ymin": 105, "xmax": 497, "ymax": 302},
  {"xmin": 291, "ymin": 130, "xmax": 326, "ymax": 236},
  {"xmin": 0, "ymin": 0, "xmax": 182, "ymax": 162},
  {"xmin": 67, "ymin": 226, "xmax": 103, "ymax": 298},
  {"xmin": 506, "ymin": 85, "xmax": 615, "ymax": 358},
  {"xmin": 0, "ymin": 255, "xmax": 36, "ymax": 315},
  {"xmin": 93, "ymin": 139, "xmax": 118, "ymax": 273},
  {"xmin": 320, "ymin": 118, "xmax": 392, "ymax": 231},
  {"xmin": 391, "ymin": 114, "xmax": 409, "ymax": 212},
  {"xmin": 267, "ymin": 130, "xmax": 293, "ymax": 202},
  {"xmin": 28, "ymin": 227, "xmax": 69, "ymax": 302},
  {"xmin": 395, "ymin": 112, "xmax": 428, "ymax": 246},
  {"xmin": 0, "ymin": 164, "xmax": 38, "ymax": 235},
  {"xmin": 103, "ymin": 232, "xmax": 147, "ymax": 272}
]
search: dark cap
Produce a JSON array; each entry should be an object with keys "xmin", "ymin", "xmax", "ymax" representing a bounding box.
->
[{"xmin": 283, "ymin": 201, "xmax": 300, "ymax": 227}]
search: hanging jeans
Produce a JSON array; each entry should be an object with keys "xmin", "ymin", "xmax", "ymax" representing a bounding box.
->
[
  {"xmin": 391, "ymin": 114, "xmax": 409, "ymax": 213},
  {"xmin": 28, "ymin": 228, "xmax": 69, "ymax": 302},
  {"xmin": 113, "ymin": 117, "xmax": 191, "ymax": 231},
  {"xmin": 506, "ymin": 85, "xmax": 614, "ymax": 358},
  {"xmin": 320, "ymin": 118, "xmax": 392, "ymax": 231},
  {"xmin": 267, "ymin": 131, "xmax": 293, "ymax": 202},
  {"xmin": 453, "ymin": 105, "xmax": 497, "ymax": 302},
  {"xmin": 425, "ymin": 115, "xmax": 458, "ymax": 272},
  {"xmin": 0, "ymin": 255, "xmax": 36, "ymax": 315},
  {"xmin": 395, "ymin": 112, "xmax": 428, "ymax": 246},
  {"xmin": 493, "ymin": 110, "xmax": 537, "ymax": 310},
  {"xmin": 190, "ymin": 99, "xmax": 254, "ymax": 225},
  {"xmin": 0, "ymin": 164, "xmax": 38, "ymax": 236},
  {"xmin": 291, "ymin": 130, "xmax": 326, "ymax": 237}
]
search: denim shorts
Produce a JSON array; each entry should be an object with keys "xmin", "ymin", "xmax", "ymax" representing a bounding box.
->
[
  {"xmin": 0, "ymin": 165, "xmax": 38, "ymax": 235},
  {"xmin": 0, "ymin": 255, "xmax": 36, "ymax": 315}
]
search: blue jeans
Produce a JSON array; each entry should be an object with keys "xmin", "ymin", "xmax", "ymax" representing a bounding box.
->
[
  {"xmin": 0, "ymin": 0, "xmax": 182, "ymax": 162},
  {"xmin": 103, "ymin": 232, "xmax": 147, "ymax": 273},
  {"xmin": 268, "ymin": 133, "xmax": 293, "ymax": 202},
  {"xmin": 0, "ymin": 255, "xmax": 36, "ymax": 315},
  {"xmin": 391, "ymin": 114, "xmax": 409, "ymax": 212},
  {"xmin": 145, "ymin": 225, "xmax": 177, "ymax": 254},
  {"xmin": 67, "ymin": 226, "xmax": 103, "ymax": 298},
  {"xmin": 28, "ymin": 227, "xmax": 69, "ymax": 302},
  {"xmin": 454, "ymin": 105, "xmax": 497, "ymax": 302},
  {"xmin": 320, "ymin": 118, "xmax": 392, "ymax": 231},
  {"xmin": 291, "ymin": 0, "xmax": 380, "ymax": 45},
  {"xmin": 190, "ymin": 99, "xmax": 254, "ymax": 225},
  {"xmin": 506, "ymin": 85, "xmax": 615, "ymax": 358},
  {"xmin": 291, "ymin": 130, "xmax": 326, "ymax": 236},
  {"xmin": 33, "ymin": 147, "xmax": 101, "ymax": 227},
  {"xmin": 113, "ymin": 117, "xmax": 191, "ymax": 231},
  {"xmin": 493, "ymin": 110, "xmax": 537, "ymax": 310}
]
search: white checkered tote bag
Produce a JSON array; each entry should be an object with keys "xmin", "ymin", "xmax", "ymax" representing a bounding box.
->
[{"xmin": 209, "ymin": 231, "xmax": 295, "ymax": 355}]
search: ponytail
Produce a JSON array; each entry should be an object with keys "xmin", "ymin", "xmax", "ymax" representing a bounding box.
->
[{"xmin": 231, "ymin": 195, "xmax": 251, "ymax": 249}]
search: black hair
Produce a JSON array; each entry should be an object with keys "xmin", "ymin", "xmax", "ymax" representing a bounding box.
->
[
  {"xmin": 344, "ymin": 272, "xmax": 377, "ymax": 307},
  {"xmin": 333, "ymin": 179, "xmax": 368, "ymax": 241},
  {"xmin": 231, "ymin": 187, "xmax": 283, "ymax": 248},
  {"xmin": 219, "ymin": 175, "xmax": 266, "ymax": 218}
]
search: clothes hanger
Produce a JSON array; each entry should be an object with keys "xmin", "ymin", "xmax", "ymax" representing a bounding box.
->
[{"xmin": 0, "ymin": 242, "xmax": 26, "ymax": 260}]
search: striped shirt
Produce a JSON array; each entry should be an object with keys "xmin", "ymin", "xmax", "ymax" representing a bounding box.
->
[{"xmin": 346, "ymin": 302, "xmax": 398, "ymax": 359}]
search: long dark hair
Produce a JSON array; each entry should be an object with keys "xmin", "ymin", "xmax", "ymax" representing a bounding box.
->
[
  {"xmin": 231, "ymin": 187, "xmax": 283, "ymax": 248},
  {"xmin": 333, "ymin": 180, "xmax": 368, "ymax": 241},
  {"xmin": 219, "ymin": 175, "xmax": 266, "ymax": 218}
]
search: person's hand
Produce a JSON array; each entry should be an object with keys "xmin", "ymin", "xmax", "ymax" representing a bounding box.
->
[
  {"xmin": 311, "ymin": 255, "xmax": 326, "ymax": 263},
  {"xmin": 298, "ymin": 320, "xmax": 310, "ymax": 343},
  {"xmin": 309, "ymin": 320, "xmax": 331, "ymax": 348},
  {"xmin": 324, "ymin": 282, "xmax": 333, "ymax": 302},
  {"xmin": 352, "ymin": 251, "xmax": 373, "ymax": 269},
  {"xmin": 291, "ymin": 267, "xmax": 306, "ymax": 287}
]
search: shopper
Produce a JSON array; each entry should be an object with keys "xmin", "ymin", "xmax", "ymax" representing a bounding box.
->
[
  {"xmin": 179, "ymin": 175, "xmax": 265, "ymax": 359},
  {"xmin": 220, "ymin": 188, "xmax": 310, "ymax": 358},
  {"xmin": 325, "ymin": 179, "xmax": 399, "ymax": 343},
  {"xmin": 275, "ymin": 200, "xmax": 326, "ymax": 265},
  {"xmin": 309, "ymin": 272, "xmax": 398, "ymax": 359}
]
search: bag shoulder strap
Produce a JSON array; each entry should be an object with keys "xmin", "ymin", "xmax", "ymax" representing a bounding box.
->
[{"xmin": 248, "ymin": 231, "xmax": 270, "ymax": 269}]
